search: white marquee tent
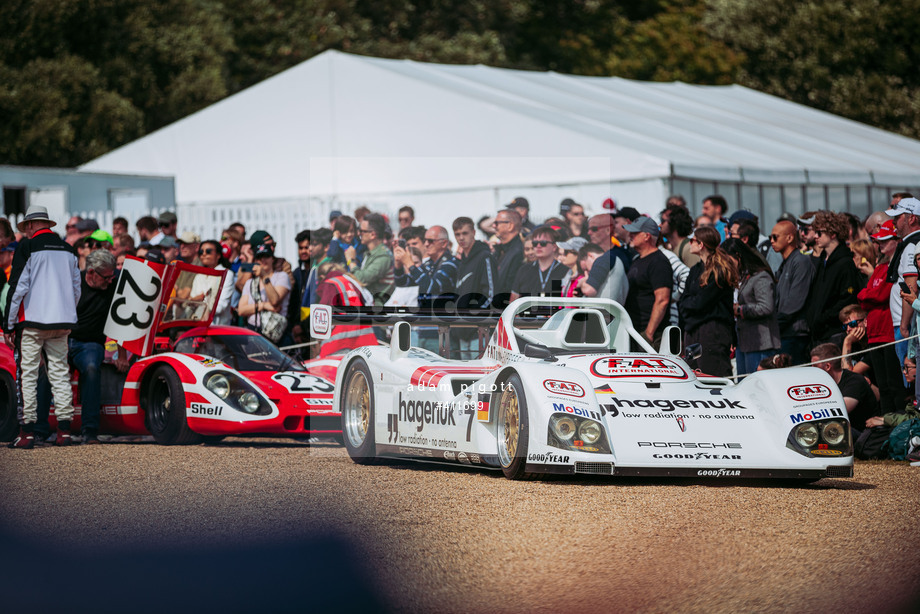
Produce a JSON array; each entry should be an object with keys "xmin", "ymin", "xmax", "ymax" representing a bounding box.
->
[{"xmin": 81, "ymin": 50, "xmax": 920, "ymax": 255}]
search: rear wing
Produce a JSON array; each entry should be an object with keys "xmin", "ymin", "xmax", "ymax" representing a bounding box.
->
[{"xmin": 309, "ymin": 305, "xmax": 550, "ymax": 359}]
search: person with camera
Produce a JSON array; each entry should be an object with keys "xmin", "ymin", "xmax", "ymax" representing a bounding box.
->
[{"xmin": 237, "ymin": 243, "xmax": 290, "ymax": 343}]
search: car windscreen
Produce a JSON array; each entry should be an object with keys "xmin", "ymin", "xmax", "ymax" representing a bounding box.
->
[{"xmin": 174, "ymin": 334, "xmax": 304, "ymax": 372}]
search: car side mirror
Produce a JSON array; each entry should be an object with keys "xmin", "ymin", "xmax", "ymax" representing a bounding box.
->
[
  {"xmin": 684, "ymin": 343, "xmax": 702, "ymax": 363},
  {"xmin": 523, "ymin": 343, "xmax": 556, "ymax": 362},
  {"xmin": 390, "ymin": 321, "xmax": 411, "ymax": 361},
  {"xmin": 659, "ymin": 325, "xmax": 682, "ymax": 355}
]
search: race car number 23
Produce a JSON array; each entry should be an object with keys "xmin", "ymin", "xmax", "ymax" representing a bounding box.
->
[
  {"xmin": 110, "ymin": 269, "xmax": 162, "ymax": 329},
  {"xmin": 272, "ymin": 373, "xmax": 334, "ymax": 393}
]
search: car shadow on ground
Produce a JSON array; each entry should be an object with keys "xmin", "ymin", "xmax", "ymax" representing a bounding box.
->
[{"xmin": 371, "ymin": 459, "xmax": 875, "ymax": 489}]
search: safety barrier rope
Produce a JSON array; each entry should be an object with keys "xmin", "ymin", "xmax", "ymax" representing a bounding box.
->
[{"xmin": 726, "ymin": 331, "xmax": 920, "ymax": 382}]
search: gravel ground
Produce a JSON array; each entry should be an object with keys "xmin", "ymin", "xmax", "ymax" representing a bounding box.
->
[{"xmin": 1, "ymin": 437, "xmax": 918, "ymax": 613}]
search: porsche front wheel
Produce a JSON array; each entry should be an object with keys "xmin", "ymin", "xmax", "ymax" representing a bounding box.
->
[
  {"xmin": 145, "ymin": 365, "xmax": 202, "ymax": 445},
  {"xmin": 340, "ymin": 359, "xmax": 377, "ymax": 464},
  {"xmin": 496, "ymin": 374, "xmax": 541, "ymax": 480}
]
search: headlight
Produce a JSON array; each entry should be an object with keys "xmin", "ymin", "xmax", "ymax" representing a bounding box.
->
[
  {"xmin": 551, "ymin": 415, "xmax": 577, "ymax": 441},
  {"xmin": 821, "ymin": 421, "xmax": 846, "ymax": 446},
  {"xmin": 795, "ymin": 423, "xmax": 819, "ymax": 447},
  {"xmin": 578, "ymin": 420, "xmax": 602, "ymax": 445},
  {"xmin": 203, "ymin": 371, "xmax": 270, "ymax": 415},
  {"xmin": 239, "ymin": 392, "xmax": 260, "ymax": 414},
  {"xmin": 207, "ymin": 373, "xmax": 231, "ymax": 399}
]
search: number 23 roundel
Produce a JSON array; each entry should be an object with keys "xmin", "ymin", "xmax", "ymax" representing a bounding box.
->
[{"xmin": 104, "ymin": 256, "xmax": 167, "ymax": 357}]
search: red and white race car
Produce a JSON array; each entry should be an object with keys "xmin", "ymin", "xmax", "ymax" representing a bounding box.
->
[
  {"xmin": 0, "ymin": 341, "xmax": 16, "ymax": 441},
  {"xmin": 1, "ymin": 256, "xmax": 344, "ymax": 444}
]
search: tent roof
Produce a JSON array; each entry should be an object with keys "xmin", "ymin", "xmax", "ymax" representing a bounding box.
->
[{"xmin": 81, "ymin": 50, "xmax": 920, "ymax": 203}]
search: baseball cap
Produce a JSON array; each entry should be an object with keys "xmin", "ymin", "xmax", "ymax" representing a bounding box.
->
[
  {"xmin": 158, "ymin": 235, "xmax": 178, "ymax": 249},
  {"xmin": 559, "ymin": 198, "xmax": 576, "ymax": 215},
  {"xmin": 158, "ymin": 211, "xmax": 178, "ymax": 225},
  {"xmin": 177, "ymin": 231, "xmax": 201, "ymax": 244},
  {"xmin": 556, "ymin": 237, "xmax": 588, "ymax": 251},
  {"xmin": 797, "ymin": 215, "xmax": 814, "ymax": 226},
  {"xmin": 329, "ymin": 210, "xmax": 343, "ymax": 222},
  {"xmin": 602, "ymin": 197, "xmax": 617, "ymax": 211},
  {"xmin": 623, "ymin": 216, "xmax": 660, "ymax": 236},
  {"xmin": 871, "ymin": 220, "xmax": 898, "ymax": 241},
  {"xmin": 249, "ymin": 230, "xmax": 273, "ymax": 248},
  {"xmin": 728, "ymin": 210, "xmax": 757, "ymax": 225},
  {"xmin": 614, "ymin": 206, "xmax": 640, "ymax": 223},
  {"xmin": 506, "ymin": 197, "xmax": 529, "ymax": 210},
  {"xmin": 1, "ymin": 241, "xmax": 18, "ymax": 253},
  {"xmin": 75, "ymin": 218, "xmax": 100, "ymax": 233},
  {"xmin": 886, "ymin": 197, "xmax": 920, "ymax": 217},
  {"xmin": 254, "ymin": 242, "xmax": 274, "ymax": 258},
  {"xmin": 145, "ymin": 250, "xmax": 166, "ymax": 264},
  {"xmin": 89, "ymin": 230, "xmax": 113, "ymax": 245}
]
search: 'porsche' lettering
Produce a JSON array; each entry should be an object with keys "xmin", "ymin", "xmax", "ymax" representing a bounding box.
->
[{"xmin": 638, "ymin": 442, "xmax": 741, "ymax": 448}]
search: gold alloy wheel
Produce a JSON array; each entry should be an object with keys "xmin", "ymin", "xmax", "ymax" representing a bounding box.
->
[
  {"xmin": 498, "ymin": 383, "xmax": 520, "ymax": 468},
  {"xmin": 344, "ymin": 368, "xmax": 370, "ymax": 448}
]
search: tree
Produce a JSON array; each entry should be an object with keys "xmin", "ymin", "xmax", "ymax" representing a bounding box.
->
[{"xmin": 705, "ymin": 0, "xmax": 920, "ymax": 138}]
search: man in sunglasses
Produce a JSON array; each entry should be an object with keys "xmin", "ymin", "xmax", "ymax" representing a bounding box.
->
[
  {"xmin": 35, "ymin": 249, "xmax": 127, "ymax": 445},
  {"xmin": 149, "ymin": 211, "xmax": 177, "ymax": 246},
  {"xmin": 578, "ymin": 213, "xmax": 630, "ymax": 305},
  {"xmin": 490, "ymin": 209, "xmax": 524, "ymax": 309},
  {"xmin": 510, "ymin": 226, "xmax": 567, "ymax": 301},
  {"xmin": 770, "ymin": 219, "xmax": 815, "ymax": 365}
]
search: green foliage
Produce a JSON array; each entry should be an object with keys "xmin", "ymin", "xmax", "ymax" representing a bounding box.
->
[
  {"xmin": 705, "ymin": 0, "xmax": 920, "ymax": 138},
  {"xmin": 606, "ymin": 2, "xmax": 743, "ymax": 84},
  {"xmin": 0, "ymin": 0, "xmax": 916, "ymax": 167}
]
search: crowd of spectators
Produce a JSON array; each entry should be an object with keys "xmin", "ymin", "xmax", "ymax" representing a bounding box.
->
[{"xmin": 2, "ymin": 191, "xmax": 919, "ymax": 451}]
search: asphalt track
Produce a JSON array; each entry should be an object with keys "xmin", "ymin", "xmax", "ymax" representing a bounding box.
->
[{"xmin": 0, "ymin": 437, "xmax": 918, "ymax": 613}]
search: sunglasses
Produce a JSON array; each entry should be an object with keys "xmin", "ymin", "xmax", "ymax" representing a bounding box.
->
[
  {"xmin": 587, "ymin": 226, "xmax": 604, "ymax": 233},
  {"xmin": 769, "ymin": 234, "xmax": 781, "ymax": 241},
  {"xmin": 93, "ymin": 269, "xmax": 116, "ymax": 282},
  {"xmin": 198, "ymin": 248, "xmax": 216, "ymax": 256},
  {"xmin": 531, "ymin": 240, "xmax": 553, "ymax": 248},
  {"xmin": 398, "ymin": 217, "xmax": 411, "ymax": 222},
  {"xmin": 158, "ymin": 222, "xmax": 172, "ymax": 228},
  {"xmin": 423, "ymin": 237, "xmax": 444, "ymax": 244},
  {"xmin": 493, "ymin": 219, "xmax": 512, "ymax": 226},
  {"xmin": 358, "ymin": 228, "xmax": 374, "ymax": 234},
  {"xmin": 843, "ymin": 319, "xmax": 864, "ymax": 329},
  {"xmin": 814, "ymin": 229, "xmax": 826, "ymax": 236}
]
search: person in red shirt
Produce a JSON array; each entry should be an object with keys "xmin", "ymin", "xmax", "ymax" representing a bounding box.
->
[{"xmin": 855, "ymin": 220, "xmax": 907, "ymax": 413}]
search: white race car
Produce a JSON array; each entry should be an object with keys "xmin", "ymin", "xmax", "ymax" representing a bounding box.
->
[{"xmin": 319, "ymin": 297, "xmax": 854, "ymax": 481}]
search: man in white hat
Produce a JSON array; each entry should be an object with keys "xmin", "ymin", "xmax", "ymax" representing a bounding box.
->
[{"xmin": 4, "ymin": 205, "xmax": 81, "ymax": 448}]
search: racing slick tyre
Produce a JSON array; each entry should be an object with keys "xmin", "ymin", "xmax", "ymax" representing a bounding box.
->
[
  {"xmin": 0, "ymin": 370, "xmax": 17, "ymax": 442},
  {"xmin": 496, "ymin": 373, "xmax": 543, "ymax": 480},
  {"xmin": 145, "ymin": 365, "xmax": 202, "ymax": 445},
  {"xmin": 340, "ymin": 359, "xmax": 378, "ymax": 464}
]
